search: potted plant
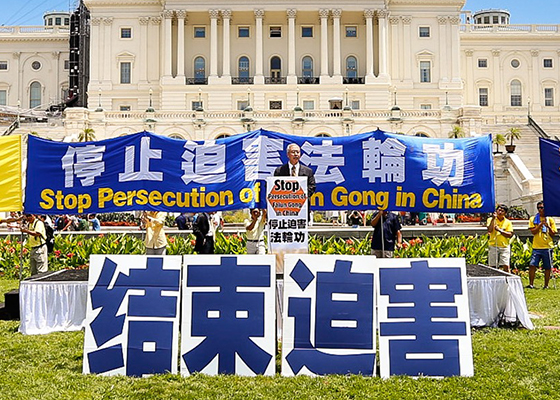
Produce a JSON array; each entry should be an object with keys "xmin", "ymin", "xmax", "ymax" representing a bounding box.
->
[
  {"xmin": 493, "ymin": 133, "xmax": 506, "ymax": 154},
  {"xmin": 504, "ymin": 127, "xmax": 520, "ymax": 153},
  {"xmin": 448, "ymin": 125, "xmax": 465, "ymax": 139}
]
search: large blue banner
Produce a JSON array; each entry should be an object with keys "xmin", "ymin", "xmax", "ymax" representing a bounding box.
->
[
  {"xmin": 540, "ymin": 137, "xmax": 560, "ymax": 216},
  {"xmin": 24, "ymin": 129, "xmax": 494, "ymax": 214}
]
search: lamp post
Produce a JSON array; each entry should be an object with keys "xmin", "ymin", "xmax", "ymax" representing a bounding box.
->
[
  {"xmin": 95, "ymin": 89, "xmax": 103, "ymax": 112},
  {"xmin": 528, "ymin": 97, "xmax": 531, "ymax": 117},
  {"xmin": 197, "ymin": 88, "xmax": 203, "ymax": 111},
  {"xmin": 296, "ymin": 86, "xmax": 300, "ymax": 108},
  {"xmin": 247, "ymin": 87, "xmax": 251, "ymax": 108},
  {"xmin": 146, "ymin": 88, "xmax": 155, "ymax": 112}
]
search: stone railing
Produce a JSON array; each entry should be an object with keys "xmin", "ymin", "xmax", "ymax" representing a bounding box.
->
[
  {"xmin": 460, "ymin": 24, "xmax": 560, "ymax": 34},
  {"xmin": 0, "ymin": 26, "xmax": 69, "ymax": 36}
]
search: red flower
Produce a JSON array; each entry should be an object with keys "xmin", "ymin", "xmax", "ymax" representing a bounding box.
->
[
  {"xmin": 346, "ymin": 239, "xmax": 353, "ymax": 245},
  {"xmin": 98, "ymin": 233, "xmax": 104, "ymax": 237},
  {"xmin": 190, "ymin": 239, "xmax": 196, "ymax": 247},
  {"xmin": 77, "ymin": 241, "xmax": 83, "ymax": 246},
  {"xmin": 460, "ymin": 246, "xmax": 467, "ymax": 252},
  {"xmin": 54, "ymin": 250, "xmax": 61, "ymax": 257},
  {"xmin": 67, "ymin": 252, "xmax": 75, "ymax": 258},
  {"xmin": 169, "ymin": 237, "xmax": 176, "ymax": 244},
  {"xmin": 401, "ymin": 242, "xmax": 408, "ymax": 248}
]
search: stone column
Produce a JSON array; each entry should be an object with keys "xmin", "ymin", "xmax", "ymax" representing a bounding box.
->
[
  {"xmin": 320, "ymin": 9, "xmax": 330, "ymax": 78},
  {"xmin": 209, "ymin": 10, "xmax": 219, "ymax": 78},
  {"xmin": 222, "ymin": 10, "xmax": 231, "ymax": 79},
  {"xmin": 90, "ymin": 18, "xmax": 102, "ymax": 84},
  {"xmin": 364, "ymin": 9, "xmax": 375, "ymax": 81},
  {"xmin": 287, "ymin": 9, "xmax": 297, "ymax": 84},
  {"xmin": 51, "ymin": 51, "xmax": 61, "ymax": 102},
  {"xmin": 450, "ymin": 16, "xmax": 461, "ymax": 86},
  {"xmin": 176, "ymin": 11, "xmax": 186, "ymax": 79},
  {"xmin": 150, "ymin": 16, "xmax": 161, "ymax": 84},
  {"xmin": 163, "ymin": 10, "xmax": 174, "ymax": 77},
  {"xmin": 377, "ymin": 9, "xmax": 389, "ymax": 81},
  {"xmin": 103, "ymin": 18, "xmax": 113, "ymax": 85},
  {"xmin": 254, "ymin": 10, "xmax": 264, "ymax": 84},
  {"xmin": 437, "ymin": 15, "xmax": 448, "ymax": 84},
  {"xmin": 402, "ymin": 16, "xmax": 412, "ymax": 85},
  {"xmin": 389, "ymin": 16, "xmax": 400, "ymax": 81},
  {"xmin": 531, "ymin": 49, "xmax": 540, "ymax": 109},
  {"xmin": 465, "ymin": 49, "xmax": 474, "ymax": 104},
  {"xmin": 492, "ymin": 49, "xmax": 502, "ymax": 111},
  {"xmin": 332, "ymin": 9, "xmax": 342, "ymax": 78},
  {"xmin": 139, "ymin": 17, "xmax": 150, "ymax": 84}
]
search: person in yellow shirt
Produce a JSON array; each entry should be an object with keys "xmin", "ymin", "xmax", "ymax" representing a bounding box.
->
[
  {"xmin": 143, "ymin": 211, "xmax": 167, "ymax": 255},
  {"xmin": 527, "ymin": 201, "xmax": 557, "ymax": 289},
  {"xmin": 21, "ymin": 214, "xmax": 48, "ymax": 275},
  {"xmin": 487, "ymin": 204, "xmax": 514, "ymax": 272}
]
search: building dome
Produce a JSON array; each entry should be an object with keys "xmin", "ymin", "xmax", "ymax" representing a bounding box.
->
[
  {"xmin": 472, "ymin": 9, "xmax": 510, "ymax": 25},
  {"xmin": 43, "ymin": 11, "xmax": 71, "ymax": 27}
]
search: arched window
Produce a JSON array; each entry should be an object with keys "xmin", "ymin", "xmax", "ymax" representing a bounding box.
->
[
  {"xmin": 238, "ymin": 56, "xmax": 250, "ymax": 82},
  {"xmin": 315, "ymin": 133, "xmax": 331, "ymax": 137},
  {"xmin": 30, "ymin": 81, "xmax": 41, "ymax": 108},
  {"xmin": 194, "ymin": 57, "xmax": 206, "ymax": 83},
  {"xmin": 302, "ymin": 56, "xmax": 313, "ymax": 78},
  {"xmin": 346, "ymin": 56, "xmax": 357, "ymax": 78},
  {"xmin": 510, "ymin": 79, "xmax": 522, "ymax": 106},
  {"xmin": 270, "ymin": 56, "xmax": 281, "ymax": 81},
  {"xmin": 215, "ymin": 133, "xmax": 230, "ymax": 139}
]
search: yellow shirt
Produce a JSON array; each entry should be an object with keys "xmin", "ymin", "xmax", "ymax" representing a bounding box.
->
[
  {"xmin": 145, "ymin": 212, "xmax": 167, "ymax": 249},
  {"xmin": 487, "ymin": 216, "xmax": 513, "ymax": 247},
  {"xmin": 28, "ymin": 219, "xmax": 46, "ymax": 247},
  {"xmin": 529, "ymin": 216, "xmax": 556, "ymax": 249},
  {"xmin": 244, "ymin": 216, "xmax": 266, "ymax": 241}
]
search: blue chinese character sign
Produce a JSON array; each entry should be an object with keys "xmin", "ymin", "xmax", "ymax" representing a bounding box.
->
[
  {"xmin": 181, "ymin": 255, "xmax": 276, "ymax": 376},
  {"xmin": 377, "ymin": 258, "xmax": 473, "ymax": 378},
  {"xmin": 83, "ymin": 255, "xmax": 182, "ymax": 376},
  {"xmin": 24, "ymin": 130, "xmax": 494, "ymax": 214},
  {"xmin": 282, "ymin": 254, "xmax": 377, "ymax": 377}
]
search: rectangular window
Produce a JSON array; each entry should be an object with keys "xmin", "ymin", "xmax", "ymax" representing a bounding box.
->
[
  {"xmin": 238, "ymin": 27, "xmax": 250, "ymax": 38},
  {"xmin": 269, "ymin": 100, "xmax": 282, "ymax": 110},
  {"xmin": 47, "ymin": 18, "xmax": 53, "ymax": 26},
  {"xmin": 484, "ymin": 16, "xmax": 490, "ymax": 24},
  {"xmin": 303, "ymin": 100, "xmax": 314, "ymax": 110},
  {"xmin": 420, "ymin": 61, "xmax": 431, "ymax": 83},
  {"xmin": 192, "ymin": 101, "xmax": 203, "ymax": 111},
  {"xmin": 120, "ymin": 28, "xmax": 132, "ymax": 39},
  {"xmin": 419, "ymin": 27, "xmax": 430, "ymax": 38},
  {"xmin": 0, "ymin": 90, "xmax": 6, "ymax": 105},
  {"xmin": 301, "ymin": 26, "xmax": 313, "ymax": 37},
  {"xmin": 55, "ymin": 17, "xmax": 62, "ymax": 25},
  {"xmin": 345, "ymin": 26, "xmax": 357, "ymax": 38},
  {"xmin": 493, "ymin": 16, "xmax": 499, "ymax": 24},
  {"xmin": 64, "ymin": 60, "xmax": 70, "ymax": 70},
  {"xmin": 351, "ymin": 100, "xmax": 360, "ymax": 110},
  {"xmin": 478, "ymin": 59, "xmax": 487, "ymax": 68},
  {"xmin": 544, "ymin": 58, "xmax": 553, "ymax": 68},
  {"xmin": 64, "ymin": 18, "xmax": 70, "ymax": 25},
  {"xmin": 194, "ymin": 27, "xmax": 206, "ymax": 38},
  {"xmin": 479, "ymin": 88, "xmax": 488, "ymax": 107},
  {"xmin": 237, "ymin": 100, "xmax": 249, "ymax": 110},
  {"xmin": 0, "ymin": 61, "xmax": 7, "ymax": 70},
  {"xmin": 120, "ymin": 62, "xmax": 131, "ymax": 84},
  {"xmin": 420, "ymin": 104, "xmax": 432, "ymax": 110},
  {"xmin": 545, "ymin": 88, "xmax": 554, "ymax": 106},
  {"xmin": 120, "ymin": 105, "xmax": 131, "ymax": 111},
  {"xmin": 270, "ymin": 26, "xmax": 282, "ymax": 38}
]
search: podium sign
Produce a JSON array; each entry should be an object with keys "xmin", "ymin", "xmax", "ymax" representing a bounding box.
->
[{"xmin": 266, "ymin": 177, "xmax": 308, "ymax": 273}]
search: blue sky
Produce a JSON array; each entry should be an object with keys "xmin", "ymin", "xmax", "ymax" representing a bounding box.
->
[{"xmin": 0, "ymin": 0, "xmax": 559, "ymax": 26}]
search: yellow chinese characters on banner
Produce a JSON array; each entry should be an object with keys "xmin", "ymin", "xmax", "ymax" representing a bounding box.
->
[{"xmin": 0, "ymin": 135, "xmax": 22, "ymax": 211}]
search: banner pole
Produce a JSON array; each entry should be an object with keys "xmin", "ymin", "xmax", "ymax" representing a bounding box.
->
[{"xmin": 380, "ymin": 212, "xmax": 385, "ymax": 258}]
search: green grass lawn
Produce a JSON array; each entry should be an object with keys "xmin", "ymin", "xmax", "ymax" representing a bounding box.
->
[{"xmin": 1, "ymin": 277, "xmax": 559, "ymax": 400}]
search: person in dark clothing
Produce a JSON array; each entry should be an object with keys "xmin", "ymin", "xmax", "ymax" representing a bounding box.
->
[
  {"xmin": 193, "ymin": 212, "xmax": 214, "ymax": 254},
  {"xmin": 370, "ymin": 209, "xmax": 402, "ymax": 258},
  {"xmin": 175, "ymin": 213, "xmax": 188, "ymax": 230}
]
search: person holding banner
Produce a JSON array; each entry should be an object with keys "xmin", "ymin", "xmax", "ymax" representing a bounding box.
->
[
  {"xmin": 245, "ymin": 208, "xmax": 267, "ymax": 255},
  {"xmin": 20, "ymin": 214, "xmax": 48, "ymax": 275},
  {"xmin": 143, "ymin": 211, "xmax": 167, "ymax": 255},
  {"xmin": 370, "ymin": 208, "xmax": 402, "ymax": 258},
  {"xmin": 487, "ymin": 204, "xmax": 514, "ymax": 272},
  {"xmin": 527, "ymin": 201, "xmax": 557, "ymax": 289},
  {"xmin": 274, "ymin": 143, "xmax": 316, "ymax": 197}
]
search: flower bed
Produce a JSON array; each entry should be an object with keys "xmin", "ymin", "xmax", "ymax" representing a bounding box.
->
[{"xmin": 0, "ymin": 233, "xmax": 558, "ymax": 280}]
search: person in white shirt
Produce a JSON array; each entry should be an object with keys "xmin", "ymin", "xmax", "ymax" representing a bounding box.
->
[{"xmin": 244, "ymin": 208, "xmax": 267, "ymax": 255}]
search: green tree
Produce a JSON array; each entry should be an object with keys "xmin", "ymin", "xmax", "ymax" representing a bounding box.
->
[
  {"xmin": 448, "ymin": 125, "xmax": 465, "ymax": 139},
  {"xmin": 504, "ymin": 127, "xmax": 521, "ymax": 146},
  {"xmin": 79, "ymin": 128, "xmax": 96, "ymax": 142},
  {"xmin": 493, "ymin": 133, "xmax": 506, "ymax": 153}
]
